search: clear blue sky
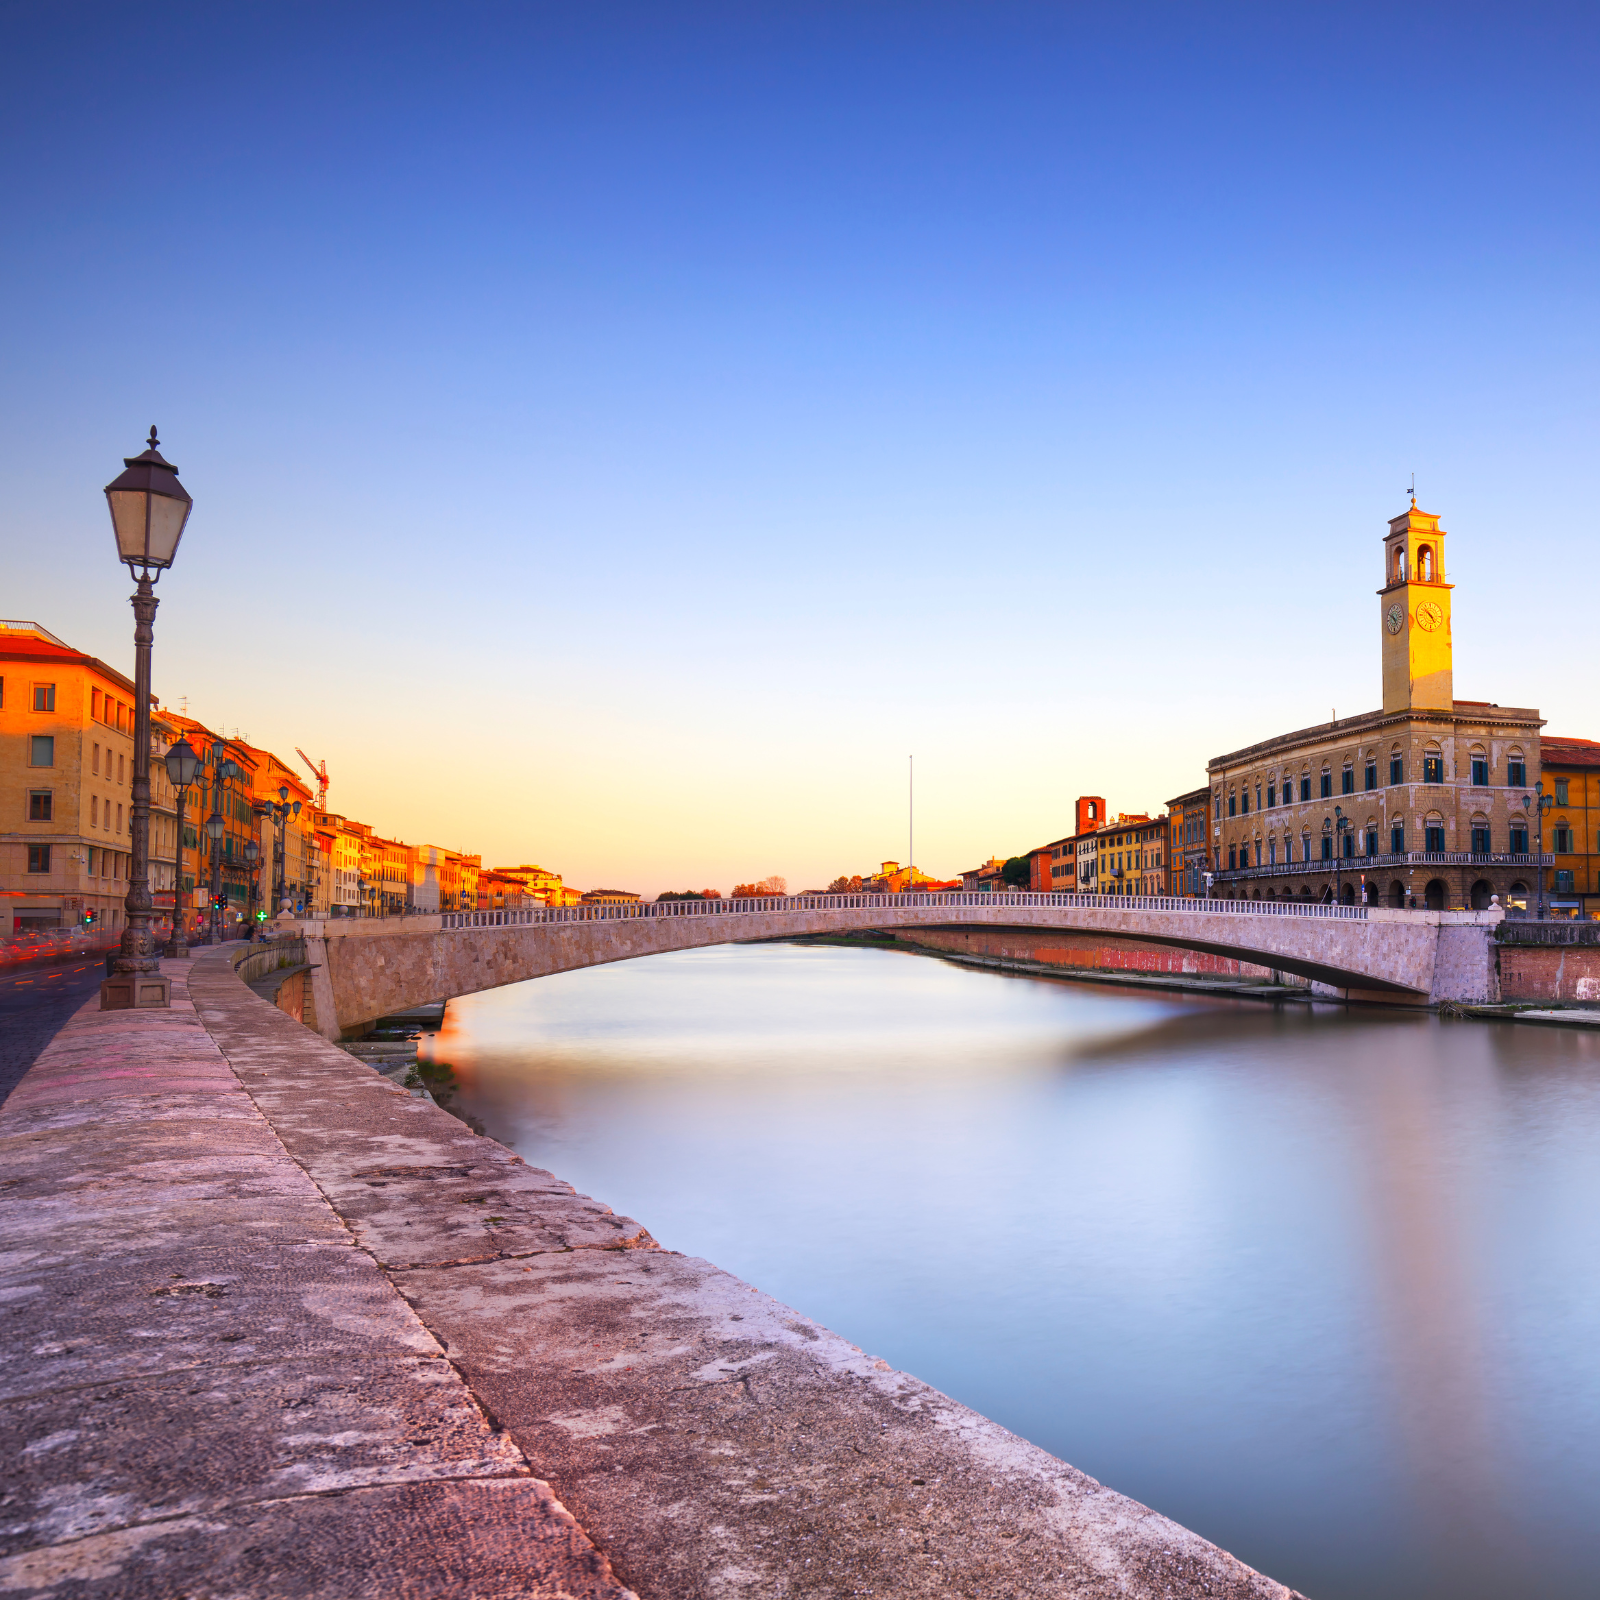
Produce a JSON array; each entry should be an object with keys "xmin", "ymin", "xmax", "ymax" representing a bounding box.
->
[{"xmin": 6, "ymin": 3, "xmax": 1597, "ymax": 891}]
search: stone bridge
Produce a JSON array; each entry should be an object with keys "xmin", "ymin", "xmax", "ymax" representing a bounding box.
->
[{"xmin": 280, "ymin": 891, "xmax": 1504, "ymax": 1039}]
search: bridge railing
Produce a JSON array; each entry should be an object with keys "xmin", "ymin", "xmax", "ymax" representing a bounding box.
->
[{"xmin": 439, "ymin": 889, "xmax": 1372, "ymax": 932}]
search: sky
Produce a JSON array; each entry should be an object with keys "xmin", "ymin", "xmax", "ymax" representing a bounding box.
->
[{"xmin": 5, "ymin": 2, "xmax": 1597, "ymax": 894}]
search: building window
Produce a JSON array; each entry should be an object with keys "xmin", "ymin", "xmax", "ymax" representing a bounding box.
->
[
  {"xmin": 1302, "ymin": 837, "xmax": 1313, "ymax": 862},
  {"xmin": 1268, "ymin": 839, "xmax": 1277, "ymax": 864},
  {"xmin": 1365, "ymin": 761, "xmax": 1377, "ymax": 790},
  {"xmin": 1556, "ymin": 870, "xmax": 1575, "ymax": 894},
  {"xmin": 1510, "ymin": 824, "xmax": 1529, "ymax": 853},
  {"xmin": 28, "ymin": 790, "xmax": 52, "ymax": 821},
  {"xmin": 27, "ymin": 844, "xmax": 51, "ymax": 874},
  {"xmin": 1320, "ymin": 772, "xmax": 1332, "ymax": 798},
  {"xmin": 1508, "ymin": 759, "xmax": 1526, "ymax": 788},
  {"xmin": 1342, "ymin": 833, "xmax": 1354, "ymax": 858},
  {"xmin": 1392, "ymin": 824, "xmax": 1406, "ymax": 854},
  {"xmin": 1555, "ymin": 779, "xmax": 1569, "ymax": 805},
  {"xmin": 1228, "ymin": 847, "xmax": 1236, "ymax": 869},
  {"xmin": 1254, "ymin": 842, "xmax": 1262, "ymax": 866},
  {"xmin": 1321, "ymin": 835, "xmax": 1333, "ymax": 861},
  {"xmin": 32, "ymin": 683, "xmax": 55, "ymax": 712},
  {"xmin": 1390, "ymin": 755, "xmax": 1404, "ymax": 785},
  {"xmin": 1424, "ymin": 754, "xmax": 1444, "ymax": 784},
  {"xmin": 1366, "ymin": 828, "xmax": 1378, "ymax": 856},
  {"xmin": 1342, "ymin": 767, "xmax": 1354, "ymax": 794},
  {"xmin": 1241, "ymin": 790, "xmax": 1249, "ymax": 815},
  {"xmin": 1471, "ymin": 756, "xmax": 1488, "ymax": 786},
  {"xmin": 1300, "ymin": 776, "xmax": 1312, "ymax": 802},
  {"xmin": 1554, "ymin": 825, "xmax": 1574, "ymax": 854},
  {"xmin": 1471, "ymin": 825, "xmax": 1492, "ymax": 853},
  {"xmin": 117, "ymin": 804, "xmax": 123, "ymax": 833},
  {"xmin": 1425, "ymin": 824, "xmax": 1446, "ymax": 852},
  {"xmin": 30, "ymin": 735, "xmax": 55, "ymax": 767},
  {"xmin": 1228, "ymin": 794, "xmax": 1236, "ymax": 817},
  {"xmin": 1266, "ymin": 783, "xmax": 1276, "ymax": 808}
]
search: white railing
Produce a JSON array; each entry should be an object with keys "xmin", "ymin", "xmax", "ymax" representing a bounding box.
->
[{"xmin": 439, "ymin": 889, "xmax": 1372, "ymax": 931}]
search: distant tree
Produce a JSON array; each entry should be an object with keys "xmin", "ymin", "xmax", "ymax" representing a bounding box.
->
[
  {"xmin": 732, "ymin": 877, "xmax": 787, "ymax": 898},
  {"xmin": 655, "ymin": 890, "xmax": 704, "ymax": 902},
  {"xmin": 1000, "ymin": 855, "xmax": 1031, "ymax": 888},
  {"xmin": 827, "ymin": 875, "xmax": 864, "ymax": 893},
  {"xmin": 701, "ymin": 888, "xmax": 721, "ymax": 900}
]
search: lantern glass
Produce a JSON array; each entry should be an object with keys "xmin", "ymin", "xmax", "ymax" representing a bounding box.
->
[
  {"xmin": 104, "ymin": 433, "xmax": 192, "ymax": 571},
  {"xmin": 205, "ymin": 812, "xmax": 226, "ymax": 843},
  {"xmin": 244, "ymin": 841, "xmax": 260, "ymax": 866},
  {"xmin": 164, "ymin": 737, "xmax": 201, "ymax": 788}
]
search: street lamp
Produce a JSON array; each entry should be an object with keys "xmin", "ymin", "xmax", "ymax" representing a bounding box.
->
[
  {"xmin": 101, "ymin": 429, "xmax": 192, "ymax": 1009},
  {"xmin": 1333, "ymin": 806, "xmax": 1352, "ymax": 905},
  {"xmin": 161, "ymin": 736, "xmax": 201, "ymax": 958},
  {"xmin": 1524, "ymin": 790, "xmax": 1554, "ymax": 919}
]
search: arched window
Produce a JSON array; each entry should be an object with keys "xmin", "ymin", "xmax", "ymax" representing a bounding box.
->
[
  {"xmin": 1423, "ymin": 745, "xmax": 1444, "ymax": 785},
  {"xmin": 1424, "ymin": 811, "xmax": 1447, "ymax": 853},
  {"xmin": 1507, "ymin": 749, "xmax": 1526, "ymax": 788},
  {"xmin": 1418, "ymin": 544, "xmax": 1433, "ymax": 581},
  {"xmin": 1469, "ymin": 745, "xmax": 1488, "ymax": 786},
  {"xmin": 1394, "ymin": 545, "xmax": 1407, "ymax": 582}
]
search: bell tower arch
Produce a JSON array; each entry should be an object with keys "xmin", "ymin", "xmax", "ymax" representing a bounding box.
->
[{"xmin": 1379, "ymin": 499, "xmax": 1454, "ymax": 712}]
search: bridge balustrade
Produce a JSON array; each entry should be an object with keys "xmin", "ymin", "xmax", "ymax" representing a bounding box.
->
[{"xmin": 439, "ymin": 890, "xmax": 1372, "ymax": 932}]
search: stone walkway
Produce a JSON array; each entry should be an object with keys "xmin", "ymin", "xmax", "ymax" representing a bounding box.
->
[{"xmin": 1, "ymin": 947, "xmax": 1305, "ymax": 1599}]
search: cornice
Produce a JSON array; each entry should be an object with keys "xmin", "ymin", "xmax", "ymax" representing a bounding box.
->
[{"xmin": 1208, "ymin": 704, "xmax": 1544, "ymax": 774}]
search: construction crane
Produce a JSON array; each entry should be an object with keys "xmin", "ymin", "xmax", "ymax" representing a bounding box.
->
[{"xmin": 295, "ymin": 749, "xmax": 329, "ymax": 810}]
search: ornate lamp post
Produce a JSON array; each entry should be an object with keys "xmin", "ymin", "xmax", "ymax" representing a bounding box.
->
[
  {"xmin": 1523, "ymin": 790, "xmax": 1554, "ymax": 919},
  {"xmin": 244, "ymin": 838, "xmax": 260, "ymax": 933},
  {"xmin": 265, "ymin": 788, "xmax": 303, "ymax": 916},
  {"xmin": 204, "ymin": 806, "xmax": 226, "ymax": 943},
  {"xmin": 162, "ymin": 736, "xmax": 201, "ymax": 958},
  {"xmin": 101, "ymin": 429, "xmax": 192, "ymax": 1009},
  {"xmin": 1332, "ymin": 806, "xmax": 1352, "ymax": 905}
]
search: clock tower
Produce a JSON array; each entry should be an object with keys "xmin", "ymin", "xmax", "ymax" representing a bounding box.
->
[{"xmin": 1379, "ymin": 499, "xmax": 1453, "ymax": 713}]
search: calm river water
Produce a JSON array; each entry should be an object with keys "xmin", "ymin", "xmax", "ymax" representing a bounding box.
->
[{"xmin": 428, "ymin": 941, "xmax": 1600, "ymax": 1600}]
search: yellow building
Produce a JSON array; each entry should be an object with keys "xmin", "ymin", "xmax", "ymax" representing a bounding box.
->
[
  {"xmin": 1094, "ymin": 814, "xmax": 1165, "ymax": 896},
  {"xmin": 312, "ymin": 811, "xmax": 365, "ymax": 917},
  {"xmin": 1, "ymin": 620, "xmax": 146, "ymax": 935},
  {"xmin": 1539, "ymin": 738, "xmax": 1600, "ymax": 918},
  {"xmin": 1209, "ymin": 502, "xmax": 1545, "ymax": 910},
  {"xmin": 493, "ymin": 863, "xmax": 582, "ymax": 906}
]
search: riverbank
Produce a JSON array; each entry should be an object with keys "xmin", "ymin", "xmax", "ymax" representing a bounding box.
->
[{"xmin": 0, "ymin": 945, "xmax": 1303, "ymax": 1598}]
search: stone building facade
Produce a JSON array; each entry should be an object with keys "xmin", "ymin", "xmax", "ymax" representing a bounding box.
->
[{"xmin": 1208, "ymin": 502, "xmax": 1547, "ymax": 911}]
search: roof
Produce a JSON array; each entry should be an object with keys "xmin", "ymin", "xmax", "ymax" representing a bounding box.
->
[{"xmin": 1542, "ymin": 737, "xmax": 1600, "ymax": 769}]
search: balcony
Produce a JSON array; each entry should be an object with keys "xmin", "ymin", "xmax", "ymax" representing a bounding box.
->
[{"xmin": 1214, "ymin": 851, "xmax": 1552, "ymax": 883}]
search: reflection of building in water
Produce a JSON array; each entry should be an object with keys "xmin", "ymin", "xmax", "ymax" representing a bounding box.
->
[
  {"xmin": 1208, "ymin": 502, "xmax": 1544, "ymax": 912},
  {"xmin": 1352, "ymin": 1047, "xmax": 1512, "ymax": 1581}
]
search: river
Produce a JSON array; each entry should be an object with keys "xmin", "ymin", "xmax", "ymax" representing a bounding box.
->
[{"xmin": 425, "ymin": 939, "xmax": 1600, "ymax": 1600}]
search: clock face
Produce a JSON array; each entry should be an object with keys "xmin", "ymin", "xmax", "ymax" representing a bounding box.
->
[
  {"xmin": 1415, "ymin": 600, "xmax": 1444, "ymax": 633},
  {"xmin": 1385, "ymin": 603, "xmax": 1405, "ymax": 635}
]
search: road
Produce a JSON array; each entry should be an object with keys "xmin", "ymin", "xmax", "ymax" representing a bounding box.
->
[{"xmin": 0, "ymin": 957, "xmax": 108, "ymax": 1105}]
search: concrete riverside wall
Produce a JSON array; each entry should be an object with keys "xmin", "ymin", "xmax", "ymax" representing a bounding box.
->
[
  {"xmin": 284, "ymin": 900, "xmax": 1504, "ymax": 1035},
  {"xmin": 0, "ymin": 946, "xmax": 1307, "ymax": 1599},
  {"xmin": 1497, "ymin": 941, "xmax": 1600, "ymax": 1002},
  {"xmin": 888, "ymin": 926, "xmax": 1281, "ymax": 982}
]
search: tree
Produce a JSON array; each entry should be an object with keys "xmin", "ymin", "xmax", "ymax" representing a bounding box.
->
[
  {"xmin": 732, "ymin": 877, "xmax": 787, "ymax": 898},
  {"xmin": 827, "ymin": 875, "xmax": 864, "ymax": 893},
  {"xmin": 1000, "ymin": 855, "xmax": 1031, "ymax": 889}
]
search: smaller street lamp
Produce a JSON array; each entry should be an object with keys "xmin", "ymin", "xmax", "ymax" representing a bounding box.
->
[
  {"xmin": 162, "ymin": 736, "xmax": 201, "ymax": 958},
  {"xmin": 1523, "ymin": 790, "xmax": 1555, "ymax": 919},
  {"xmin": 1332, "ymin": 807, "xmax": 1352, "ymax": 905}
]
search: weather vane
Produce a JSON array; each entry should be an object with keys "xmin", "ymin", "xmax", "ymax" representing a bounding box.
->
[{"xmin": 1409, "ymin": 472, "xmax": 1416, "ymax": 507}]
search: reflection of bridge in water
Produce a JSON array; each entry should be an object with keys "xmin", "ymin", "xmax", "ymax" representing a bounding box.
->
[{"xmin": 294, "ymin": 891, "xmax": 1505, "ymax": 1038}]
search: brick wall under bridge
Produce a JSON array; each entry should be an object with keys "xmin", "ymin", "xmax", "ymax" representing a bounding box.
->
[
  {"xmin": 269, "ymin": 893, "xmax": 1506, "ymax": 1038},
  {"xmin": 887, "ymin": 927, "xmax": 1286, "ymax": 982}
]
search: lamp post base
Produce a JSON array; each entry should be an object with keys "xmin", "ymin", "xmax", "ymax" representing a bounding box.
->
[{"xmin": 101, "ymin": 973, "xmax": 172, "ymax": 1010}]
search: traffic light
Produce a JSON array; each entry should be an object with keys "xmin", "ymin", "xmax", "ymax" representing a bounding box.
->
[
  {"xmin": 82, "ymin": 909, "xmax": 97, "ymax": 925},
  {"xmin": 212, "ymin": 892, "xmax": 228, "ymax": 910}
]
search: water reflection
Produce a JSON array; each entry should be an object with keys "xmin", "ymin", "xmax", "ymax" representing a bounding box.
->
[{"xmin": 426, "ymin": 942, "xmax": 1600, "ymax": 1600}]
